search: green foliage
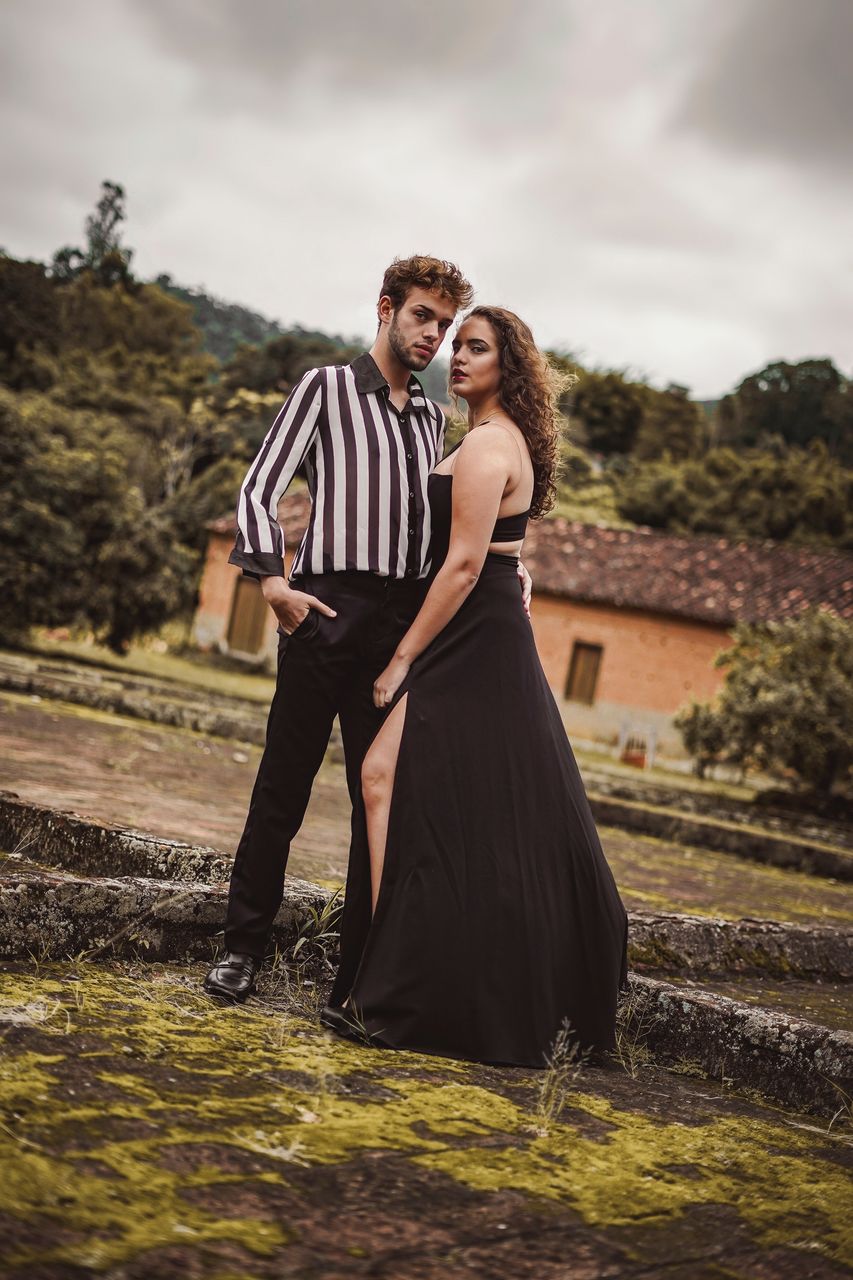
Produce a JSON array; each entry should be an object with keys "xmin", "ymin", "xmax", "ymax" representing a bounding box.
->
[
  {"xmin": 0, "ymin": 184, "xmax": 249, "ymax": 651},
  {"xmin": 615, "ymin": 442, "xmax": 853, "ymax": 548},
  {"xmin": 0, "ymin": 258, "xmax": 61, "ymax": 389},
  {"xmin": 717, "ymin": 359, "xmax": 853, "ymax": 463},
  {"xmin": 56, "ymin": 275, "xmax": 200, "ymax": 359},
  {"xmin": 675, "ymin": 609, "xmax": 853, "ymax": 794},
  {"xmin": 633, "ymin": 384, "xmax": 705, "ymax": 462},
  {"xmin": 553, "ymin": 359, "xmax": 704, "ymax": 463},
  {"xmin": 0, "ymin": 391, "xmax": 198, "ymax": 653},
  {"xmin": 673, "ymin": 703, "xmax": 728, "ymax": 780},
  {"xmin": 219, "ymin": 331, "xmax": 361, "ymax": 397},
  {"xmin": 570, "ymin": 369, "xmax": 646, "ymax": 455}
]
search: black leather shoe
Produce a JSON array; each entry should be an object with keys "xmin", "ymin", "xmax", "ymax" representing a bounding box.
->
[
  {"xmin": 319, "ymin": 1004, "xmax": 375, "ymax": 1045},
  {"xmin": 203, "ymin": 952, "xmax": 260, "ymax": 1003}
]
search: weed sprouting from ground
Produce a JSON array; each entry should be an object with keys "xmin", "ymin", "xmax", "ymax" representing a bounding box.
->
[
  {"xmin": 289, "ymin": 889, "xmax": 343, "ymax": 973},
  {"xmin": 822, "ymin": 1077, "xmax": 852, "ymax": 1134},
  {"xmin": 1, "ymin": 827, "xmax": 39, "ymax": 869},
  {"xmin": 614, "ymin": 991, "xmax": 657, "ymax": 1079},
  {"xmin": 256, "ymin": 890, "xmax": 343, "ymax": 1021},
  {"xmin": 258, "ymin": 952, "xmax": 327, "ymax": 1021},
  {"xmin": 533, "ymin": 1020, "xmax": 587, "ymax": 1133}
]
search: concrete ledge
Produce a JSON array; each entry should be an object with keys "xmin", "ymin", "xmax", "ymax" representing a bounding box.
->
[
  {"xmin": 0, "ymin": 791, "xmax": 232, "ymax": 883},
  {"xmin": 0, "ymin": 869, "xmax": 331, "ymax": 961},
  {"xmin": 590, "ymin": 793, "xmax": 853, "ymax": 882},
  {"xmin": 3, "ymin": 796, "xmax": 851, "ymax": 982},
  {"xmin": 626, "ymin": 973, "xmax": 853, "ymax": 1118},
  {"xmin": 628, "ymin": 910, "xmax": 853, "ymax": 982},
  {"xmin": 584, "ymin": 769, "xmax": 852, "ymax": 852},
  {"xmin": 0, "ymin": 661, "xmax": 268, "ymax": 744}
]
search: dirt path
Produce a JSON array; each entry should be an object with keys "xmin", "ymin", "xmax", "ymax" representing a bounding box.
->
[
  {"xmin": 2, "ymin": 690, "xmax": 851, "ymax": 924},
  {"xmin": 0, "ymin": 692, "xmax": 346, "ymax": 886}
]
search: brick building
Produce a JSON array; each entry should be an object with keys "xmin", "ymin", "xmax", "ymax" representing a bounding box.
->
[{"xmin": 193, "ymin": 492, "xmax": 853, "ymax": 757}]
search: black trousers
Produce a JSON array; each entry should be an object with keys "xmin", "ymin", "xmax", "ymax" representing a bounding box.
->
[{"xmin": 224, "ymin": 570, "xmax": 426, "ymax": 958}]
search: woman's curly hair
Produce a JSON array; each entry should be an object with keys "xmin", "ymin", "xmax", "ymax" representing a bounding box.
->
[{"xmin": 461, "ymin": 306, "xmax": 573, "ymax": 519}]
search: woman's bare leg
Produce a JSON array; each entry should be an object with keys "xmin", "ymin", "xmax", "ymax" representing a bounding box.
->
[{"xmin": 360, "ymin": 694, "xmax": 409, "ymax": 915}]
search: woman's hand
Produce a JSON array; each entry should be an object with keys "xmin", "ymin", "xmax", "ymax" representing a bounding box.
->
[
  {"xmin": 374, "ymin": 655, "xmax": 411, "ymax": 708},
  {"xmin": 517, "ymin": 560, "xmax": 533, "ymax": 619}
]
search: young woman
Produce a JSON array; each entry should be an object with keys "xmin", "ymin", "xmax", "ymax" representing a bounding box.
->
[{"xmin": 322, "ymin": 307, "xmax": 628, "ymax": 1067}]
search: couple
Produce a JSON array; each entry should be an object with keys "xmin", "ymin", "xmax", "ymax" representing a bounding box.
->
[{"xmin": 204, "ymin": 255, "xmax": 628, "ymax": 1067}]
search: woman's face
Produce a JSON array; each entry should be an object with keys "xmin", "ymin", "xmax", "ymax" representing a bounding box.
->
[{"xmin": 449, "ymin": 316, "xmax": 501, "ymax": 404}]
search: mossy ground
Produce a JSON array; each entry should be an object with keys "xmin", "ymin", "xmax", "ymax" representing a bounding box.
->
[
  {"xmin": 602, "ymin": 828, "xmax": 853, "ymax": 926},
  {"xmin": 0, "ymin": 960, "xmax": 851, "ymax": 1279}
]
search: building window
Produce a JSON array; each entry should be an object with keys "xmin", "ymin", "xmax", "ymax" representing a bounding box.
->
[
  {"xmin": 565, "ymin": 642, "xmax": 603, "ymax": 704},
  {"xmin": 226, "ymin": 576, "xmax": 268, "ymax": 655}
]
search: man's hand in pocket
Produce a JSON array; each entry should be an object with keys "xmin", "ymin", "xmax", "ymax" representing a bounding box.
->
[{"xmin": 260, "ymin": 577, "xmax": 337, "ymax": 635}]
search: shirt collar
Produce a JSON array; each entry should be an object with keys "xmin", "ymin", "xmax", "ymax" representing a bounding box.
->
[{"xmin": 350, "ymin": 352, "xmax": 426, "ymax": 405}]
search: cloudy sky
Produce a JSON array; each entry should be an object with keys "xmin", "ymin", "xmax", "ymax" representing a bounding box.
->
[{"xmin": 2, "ymin": 0, "xmax": 850, "ymax": 397}]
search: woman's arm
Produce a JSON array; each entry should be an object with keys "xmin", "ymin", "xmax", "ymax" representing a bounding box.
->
[{"xmin": 373, "ymin": 427, "xmax": 519, "ymax": 706}]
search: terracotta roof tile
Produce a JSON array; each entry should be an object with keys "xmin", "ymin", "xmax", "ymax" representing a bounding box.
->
[{"xmin": 522, "ymin": 516, "xmax": 853, "ymax": 624}]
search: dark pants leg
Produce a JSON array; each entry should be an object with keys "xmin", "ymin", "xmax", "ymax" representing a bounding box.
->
[{"xmin": 223, "ymin": 572, "xmax": 423, "ymax": 958}]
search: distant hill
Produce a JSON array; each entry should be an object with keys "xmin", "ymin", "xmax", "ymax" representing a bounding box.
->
[
  {"xmin": 153, "ymin": 275, "xmax": 361, "ymax": 367},
  {"xmin": 154, "ymin": 275, "xmax": 286, "ymax": 361},
  {"xmin": 153, "ymin": 273, "xmax": 450, "ymax": 401}
]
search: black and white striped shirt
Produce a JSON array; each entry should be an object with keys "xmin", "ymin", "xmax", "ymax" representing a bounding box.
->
[{"xmin": 229, "ymin": 353, "xmax": 445, "ymax": 581}]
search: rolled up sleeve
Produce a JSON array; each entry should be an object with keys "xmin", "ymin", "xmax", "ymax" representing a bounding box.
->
[{"xmin": 228, "ymin": 369, "xmax": 323, "ymax": 577}]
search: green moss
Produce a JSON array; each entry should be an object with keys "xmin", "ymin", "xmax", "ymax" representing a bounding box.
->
[
  {"xmin": 602, "ymin": 826, "xmax": 853, "ymax": 926},
  {"xmin": 627, "ymin": 935, "xmax": 686, "ymax": 970},
  {"xmin": 1, "ymin": 962, "xmax": 851, "ymax": 1271},
  {"xmin": 419, "ymin": 1091, "xmax": 852, "ymax": 1260}
]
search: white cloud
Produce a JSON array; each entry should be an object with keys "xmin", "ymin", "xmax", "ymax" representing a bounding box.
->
[{"xmin": 1, "ymin": 0, "xmax": 848, "ymax": 398}]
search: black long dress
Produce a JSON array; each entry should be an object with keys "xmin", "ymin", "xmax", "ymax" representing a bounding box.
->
[{"xmin": 329, "ymin": 470, "xmax": 628, "ymax": 1067}]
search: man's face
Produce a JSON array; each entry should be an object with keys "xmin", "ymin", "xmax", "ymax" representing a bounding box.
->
[{"xmin": 382, "ymin": 287, "xmax": 458, "ymax": 371}]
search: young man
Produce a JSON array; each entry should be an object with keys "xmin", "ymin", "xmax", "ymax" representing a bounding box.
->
[{"xmin": 203, "ymin": 256, "xmax": 475, "ymax": 1001}]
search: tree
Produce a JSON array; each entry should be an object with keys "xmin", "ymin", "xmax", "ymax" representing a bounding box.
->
[
  {"xmin": 56, "ymin": 275, "xmax": 199, "ymax": 357},
  {"xmin": 51, "ymin": 180, "xmax": 134, "ymax": 286},
  {"xmin": 673, "ymin": 703, "xmax": 727, "ymax": 780},
  {"xmin": 615, "ymin": 442, "xmax": 853, "ymax": 548},
  {"xmin": 717, "ymin": 359, "xmax": 853, "ymax": 463},
  {"xmin": 0, "ymin": 391, "xmax": 198, "ymax": 653},
  {"xmin": 633, "ymin": 383, "xmax": 705, "ymax": 461},
  {"xmin": 0, "ymin": 258, "xmax": 60, "ymax": 389},
  {"xmin": 220, "ymin": 331, "xmax": 361, "ymax": 397},
  {"xmin": 569, "ymin": 369, "xmax": 647, "ymax": 455},
  {"xmin": 675, "ymin": 609, "xmax": 853, "ymax": 795}
]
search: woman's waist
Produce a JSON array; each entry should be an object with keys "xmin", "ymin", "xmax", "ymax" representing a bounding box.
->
[
  {"xmin": 484, "ymin": 551, "xmax": 521, "ymax": 569},
  {"xmin": 427, "ymin": 549, "xmax": 520, "ymax": 582}
]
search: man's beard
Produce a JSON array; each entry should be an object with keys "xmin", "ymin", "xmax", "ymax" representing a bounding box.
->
[{"xmin": 388, "ymin": 315, "xmax": 431, "ymax": 371}]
